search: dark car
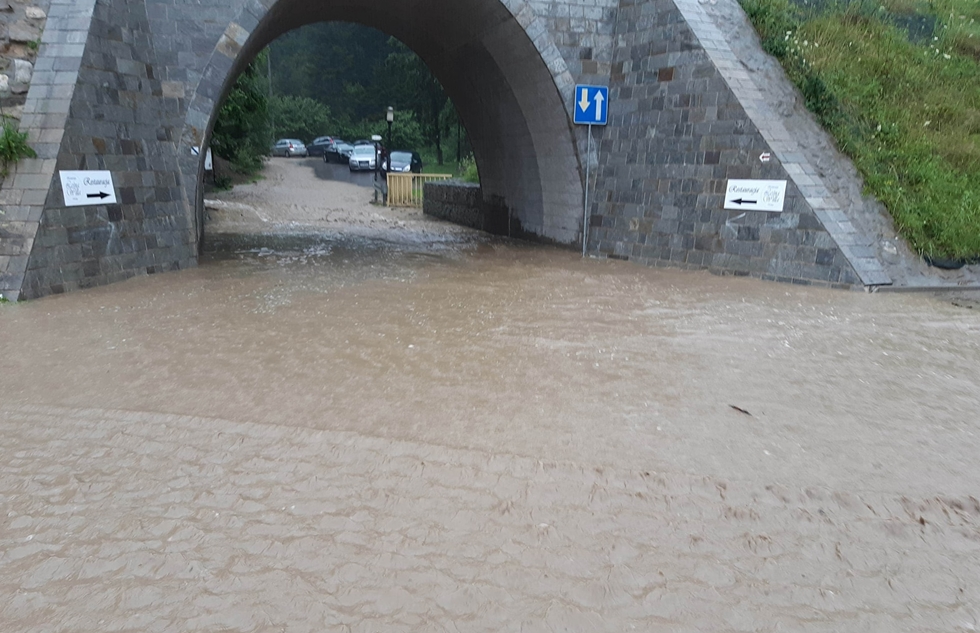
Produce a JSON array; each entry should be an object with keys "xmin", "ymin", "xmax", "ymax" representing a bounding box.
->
[
  {"xmin": 307, "ymin": 136, "xmax": 336, "ymax": 157},
  {"xmin": 324, "ymin": 140, "xmax": 354, "ymax": 164},
  {"xmin": 386, "ymin": 150, "xmax": 423, "ymax": 174}
]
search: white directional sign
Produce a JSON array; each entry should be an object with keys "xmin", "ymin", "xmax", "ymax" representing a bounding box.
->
[
  {"xmin": 724, "ymin": 179, "xmax": 787, "ymax": 212},
  {"xmin": 574, "ymin": 85, "xmax": 609, "ymax": 125},
  {"xmin": 192, "ymin": 146, "xmax": 213, "ymax": 171},
  {"xmin": 59, "ymin": 170, "xmax": 117, "ymax": 207}
]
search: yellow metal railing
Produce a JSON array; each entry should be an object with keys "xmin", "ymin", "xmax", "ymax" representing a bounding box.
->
[{"xmin": 386, "ymin": 173, "xmax": 451, "ymax": 207}]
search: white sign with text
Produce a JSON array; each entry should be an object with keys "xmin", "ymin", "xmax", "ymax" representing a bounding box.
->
[
  {"xmin": 60, "ymin": 170, "xmax": 117, "ymax": 207},
  {"xmin": 724, "ymin": 179, "xmax": 787, "ymax": 212}
]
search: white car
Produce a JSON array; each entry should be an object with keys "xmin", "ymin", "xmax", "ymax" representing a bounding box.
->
[{"xmin": 348, "ymin": 145, "xmax": 377, "ymax": 171}]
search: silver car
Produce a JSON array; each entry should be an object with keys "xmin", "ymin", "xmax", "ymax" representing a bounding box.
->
[
  {"xmin": 348, "ymin": 144, "xmax": 377, "ymax": 171},
  {"xmin": 272, "ymin": 138, "xmax": 308, "ymax": 158}
]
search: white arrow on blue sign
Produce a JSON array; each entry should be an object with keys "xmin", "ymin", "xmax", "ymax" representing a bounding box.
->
[{"xmin": 573, "ymin": 85, "xmax": 609, "ymax": 126}]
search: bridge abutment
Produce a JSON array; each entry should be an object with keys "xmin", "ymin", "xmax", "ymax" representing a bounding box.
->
[{"xmin": 0, "ymin": 0, "xmax": 892, "ymax": 300}]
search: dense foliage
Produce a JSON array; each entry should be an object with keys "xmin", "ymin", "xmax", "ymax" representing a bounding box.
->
[
  {"xmin": 268, "ymin": 22, "xmax": 469, "ymax": 166},
  {"xmin": 211, "ymin": 51, "xmax": 271, "ymax": 175},
  {"xmin": 269, "ymin": 95, "xmax": 333, "ymax": 143},
  {"xmin": 740, "ymin": 0, "xmax": 980, "ymax": 259},
  {"xmin": 211, "ymin": 23, "xmax": 474, "ymax": 178}
]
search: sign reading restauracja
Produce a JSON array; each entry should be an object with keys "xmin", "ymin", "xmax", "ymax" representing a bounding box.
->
[
  {"xmin": 724, "ymin": 179, "xmax": 787, "ymax": 212},
  {"xmin": 59, "ymin": 171, "xmax": 118, "ymax": 207}
]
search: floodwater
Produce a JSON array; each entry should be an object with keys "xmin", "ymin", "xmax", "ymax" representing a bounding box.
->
[{"xmin": 1, "ymin": 162, "xmax": 979, "ymax": 632}]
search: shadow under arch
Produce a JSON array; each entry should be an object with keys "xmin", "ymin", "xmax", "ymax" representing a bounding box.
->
[{"xmin": 179, "ymin": 0, "xmax": 584, "ymax": 248}]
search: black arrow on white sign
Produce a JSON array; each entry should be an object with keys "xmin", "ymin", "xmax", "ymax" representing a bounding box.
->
[
  {"xmin": 86, "ymin": 191, "xmax": 111, "ymax": 199},
  {"xmin": 730, "ymin": 198, "xmax": 758, "ymax": 205}
]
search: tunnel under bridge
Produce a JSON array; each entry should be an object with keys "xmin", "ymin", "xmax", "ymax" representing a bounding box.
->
[{"xmin": 0, "ymin": 0, "xmax": 892, "ymax": 300}]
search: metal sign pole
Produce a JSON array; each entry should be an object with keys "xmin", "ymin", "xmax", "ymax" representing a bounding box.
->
[
  {"xmin": 573, "ymin": 84, "xmax": 608, "ymax": 257},
  {"xmin": 582, "ymin": 124, "xmax": 592, "ymax": 257}
]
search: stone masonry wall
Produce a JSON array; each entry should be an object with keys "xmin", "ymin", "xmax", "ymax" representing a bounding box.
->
[
  {"xmin": 27, "ymin": 0, "xmax": 193, "ymax": 297},
  {"xmin": 0, "ymin": 0, "xmax": 49, "ymax": 121},
  {"xmin": 584, "ymin": 0, "xmax": 864, "ymax": 287},
  {"xmin": 424, "ymin": 181, "xmax": 485, "ymax": 232},
  {"xmin": 2, "ymin": 0, "xmax": 194, "ymax": 299},
  {"xmin": 424, "ymin": 181, "xmax": 517, "ymax": 237},
  {"xmin": 0, "ymin": 0, "xmax": 49, "ymax": 300},
  {"xmin": 0, "ymin": 0, "xmax": 901, "ymax": 299}
]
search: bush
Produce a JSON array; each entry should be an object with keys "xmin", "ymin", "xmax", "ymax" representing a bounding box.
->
[{"xmin": 459, "ymin": 155, "xmax": 479, "ymax": 184}]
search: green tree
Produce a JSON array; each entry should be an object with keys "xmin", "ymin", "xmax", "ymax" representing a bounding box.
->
[
  {"xmin": 268, "ymin": 95, "xmax": 333, "ymax": 143},
  {"xmin": 211, "ymin": 51, "xmax": 271, "ymax": 175},
  {"xmin": 381, "ymin": 40, "xmax": 450, "ymax": 163},
  {"xmin": 269, "ymin": 22, "xmax": 393, "ymax": 122},
  {"xmin": 268, "ymin": 24, "xmax": 468, "ymax": 164}
]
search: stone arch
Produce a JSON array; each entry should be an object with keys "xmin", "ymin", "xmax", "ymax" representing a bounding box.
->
[{"xmin": 179, "ymin": 0, "xmax": 585, "ymax": 246}]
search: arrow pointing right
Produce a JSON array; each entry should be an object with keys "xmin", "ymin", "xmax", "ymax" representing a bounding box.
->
[{"xmin": 86, "ymin": 191, "xmax": 110, "ymax": 199}]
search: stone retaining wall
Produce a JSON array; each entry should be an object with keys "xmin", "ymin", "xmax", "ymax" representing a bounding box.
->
[
  {"xmin": 424, "ymin": 181, "xmax": 514, "ymax": 236},
  {"xmin": 424, "ymin": 181, "xmax": 484, "ymax": 230},
  {"xmin": 0, "ymin": 0, "xmax": 48, "ymax": 122}
]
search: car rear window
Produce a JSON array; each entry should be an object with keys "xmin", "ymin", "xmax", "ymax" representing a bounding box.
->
[{"xmin": 390, "ymin": 152, "xmax": 412, "ymax": 162}]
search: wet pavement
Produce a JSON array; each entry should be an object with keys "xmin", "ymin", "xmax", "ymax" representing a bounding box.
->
[
  {"xmin": 311, "ymin": 156, "xmax": 379, "ymax": 189},
  {"xmin": 1, "ymin": 161, "xmax": 979, "ymax": 631}
]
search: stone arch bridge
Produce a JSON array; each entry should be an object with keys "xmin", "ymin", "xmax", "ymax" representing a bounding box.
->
[{"xmin": 0, "ymin": 0, "xmax": 891, "ymax": 300}]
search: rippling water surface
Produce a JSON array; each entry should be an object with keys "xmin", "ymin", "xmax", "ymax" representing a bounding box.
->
[{"xmin": 1, "ymin": 231, "xmax": 978, "ymax": 631}]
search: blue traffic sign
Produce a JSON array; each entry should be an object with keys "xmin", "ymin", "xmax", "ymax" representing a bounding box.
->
[{"xmin": 573, "ymin": 85, "xmax": 609, "ymax": 125}]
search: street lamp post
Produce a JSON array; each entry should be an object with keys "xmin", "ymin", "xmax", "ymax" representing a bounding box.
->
[
  {"xmin": 386, "ymin": 106, "xmax": 394, "ymax": 151},
  {"xmin": 371, "ymin": 133, "xmax": 383, "ymax": 203},
  {"xmin": 382, "ymin": 107, "xmax": 394, "ymax": 205}
]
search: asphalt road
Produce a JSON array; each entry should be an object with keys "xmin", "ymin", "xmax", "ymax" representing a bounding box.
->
[{"xmin": 297, "ymin": 155, "xmax": 379, "ymax": 189}]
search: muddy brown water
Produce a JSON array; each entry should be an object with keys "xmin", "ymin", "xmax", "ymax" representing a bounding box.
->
[{"xmin": 1, "ymin": 163, "xmax": 979, "ymax": 631}]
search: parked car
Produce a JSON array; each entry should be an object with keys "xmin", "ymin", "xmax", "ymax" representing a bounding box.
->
[
  {"xmin": 348, "ymin": 144, "xmax": 378, "ymax": 171},
  {"xmin": 324, "ymin": 140, "xmax": 354, "ymax": 164},
  {"xmin": 385, "ymin": 150, "xmax": 423, "ymax": 173},
  {"xmin": 307, "ymin": 136, "xmax": 336, "ymax": 157},
  {"xmin": 272, "ymin": 138, "xmax": 308, "ymax": 158}
]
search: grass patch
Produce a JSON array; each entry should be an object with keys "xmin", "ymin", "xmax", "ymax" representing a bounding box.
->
[
  {"xmin": 416, "ymin": 147, "xmax": 478, "ymax": 180},
  {"xmin": 740, "ymin": 0, "xmax": 980, "ymax": 258},
  {"xmin": 0, "ymin": 119, "xmax": 37, "ymax": 177}
]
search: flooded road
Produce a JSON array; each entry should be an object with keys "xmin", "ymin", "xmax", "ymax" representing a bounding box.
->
[{"xmin": 1, "ymin": 161, "xmax": 979, "ymax": 631}]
